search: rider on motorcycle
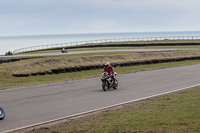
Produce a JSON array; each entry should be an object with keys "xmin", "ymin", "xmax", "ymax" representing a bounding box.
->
[{"xmin": 103, "ymin": 62, "xmax": 116, "ymax": 86}]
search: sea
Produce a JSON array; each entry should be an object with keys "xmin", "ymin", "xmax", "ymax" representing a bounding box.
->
[{"xmin": 1, "ymin": 31, "xmax": 200, "ymax": 55}]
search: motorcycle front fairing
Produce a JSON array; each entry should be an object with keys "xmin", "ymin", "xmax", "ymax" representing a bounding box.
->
[{"xmin": 101, "ymin": 72, "xmax": 111, "ymax": 83}]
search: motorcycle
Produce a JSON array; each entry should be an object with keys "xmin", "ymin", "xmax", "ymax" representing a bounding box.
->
[
  {"xmin": 61, "ymin": 48, "xmax": 68, "ymax": 53},
  {"xmin": 101, "ymin": 72, "xmax": 118, "ymax": 91},
  {"xmin": 0, "ymin": 107, "xmax": 5, "ymax": 120}
]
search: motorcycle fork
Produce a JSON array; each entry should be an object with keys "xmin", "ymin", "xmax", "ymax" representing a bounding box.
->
[{"xmin": 107, "ymin": 78, "xmax": 112, "ymax": 85}]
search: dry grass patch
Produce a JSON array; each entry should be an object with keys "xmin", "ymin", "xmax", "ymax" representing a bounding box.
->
[{"xmin": 2, "ymin": 50, "xmax": 200, "ymax": 74}]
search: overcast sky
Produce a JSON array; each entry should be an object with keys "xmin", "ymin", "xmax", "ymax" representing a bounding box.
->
[{"xmin": 0, "ymin": 0, "xmax": 200, "ymax": 36}]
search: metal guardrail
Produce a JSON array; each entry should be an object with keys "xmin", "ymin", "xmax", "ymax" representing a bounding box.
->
[{"xmin": 13, "ymin": 36, "xmax": 200, "ymax": 54}]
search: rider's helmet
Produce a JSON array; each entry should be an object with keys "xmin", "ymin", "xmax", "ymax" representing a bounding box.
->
[{"xmin": 105, "ymin": 62, "xmax": 110, "ymax": 68}]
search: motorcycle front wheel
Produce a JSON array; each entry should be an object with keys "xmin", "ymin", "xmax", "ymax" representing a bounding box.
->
[
  {"xmin": 0, "ymin": 107, "xmax": 5, "ymax": 120},
  {"xmin": 102, "ymin": 81, "xmax": 109, "ymax": 91}
]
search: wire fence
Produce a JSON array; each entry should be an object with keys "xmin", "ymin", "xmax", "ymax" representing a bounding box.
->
[{"xmin": 13, "ymin": 36, "xmax": 200, "ymax": 54}]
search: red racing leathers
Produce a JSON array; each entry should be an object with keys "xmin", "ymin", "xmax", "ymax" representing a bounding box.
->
[
  {"xmin": 103, "ymin": 65, "xmax": 114, "ymax": 74},
  {"xmin": 103, "ymin": 65, "xmax": 116, "ymax": 84}
]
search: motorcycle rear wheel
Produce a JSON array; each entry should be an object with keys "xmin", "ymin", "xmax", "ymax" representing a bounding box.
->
[
  {"xmin": 113, "ymin": 79, "xmax": 118, "ymax": 89},
  {"xmin": 0, "ymin": 107, "xmax": 5, "ymax": 120}
]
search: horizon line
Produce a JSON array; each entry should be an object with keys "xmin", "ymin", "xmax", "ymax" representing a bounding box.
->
[{"xmin": 1, "ymin": 30, "xmax": 200, "ymax": 37}]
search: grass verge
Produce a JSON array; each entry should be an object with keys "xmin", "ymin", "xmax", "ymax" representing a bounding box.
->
[{"xmin": 28, "ymin": 86, "xmax": 200, "ymax": 133}]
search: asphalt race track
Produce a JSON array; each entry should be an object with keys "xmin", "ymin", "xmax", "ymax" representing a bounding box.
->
[
  {"xmin": 0, "ymin": 48, "xmax": 196, "ymax": 57},
  {"xmin": 1, "ymin": 64, "xmax": 200, "ymax": 132}
]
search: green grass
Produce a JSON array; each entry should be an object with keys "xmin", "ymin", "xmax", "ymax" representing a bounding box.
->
[{"xmin": 30, "ymin": 86, "xmax": 200, "ymax": 133}]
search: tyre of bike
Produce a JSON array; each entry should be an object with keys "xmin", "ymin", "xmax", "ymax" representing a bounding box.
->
[
  {"xmin": 0, "ymin": 107, "xmax": 5, "ymax": 120},
  {"xmin": 102, "ymin": 81, "xmax": 109, "ymax": 91}
]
